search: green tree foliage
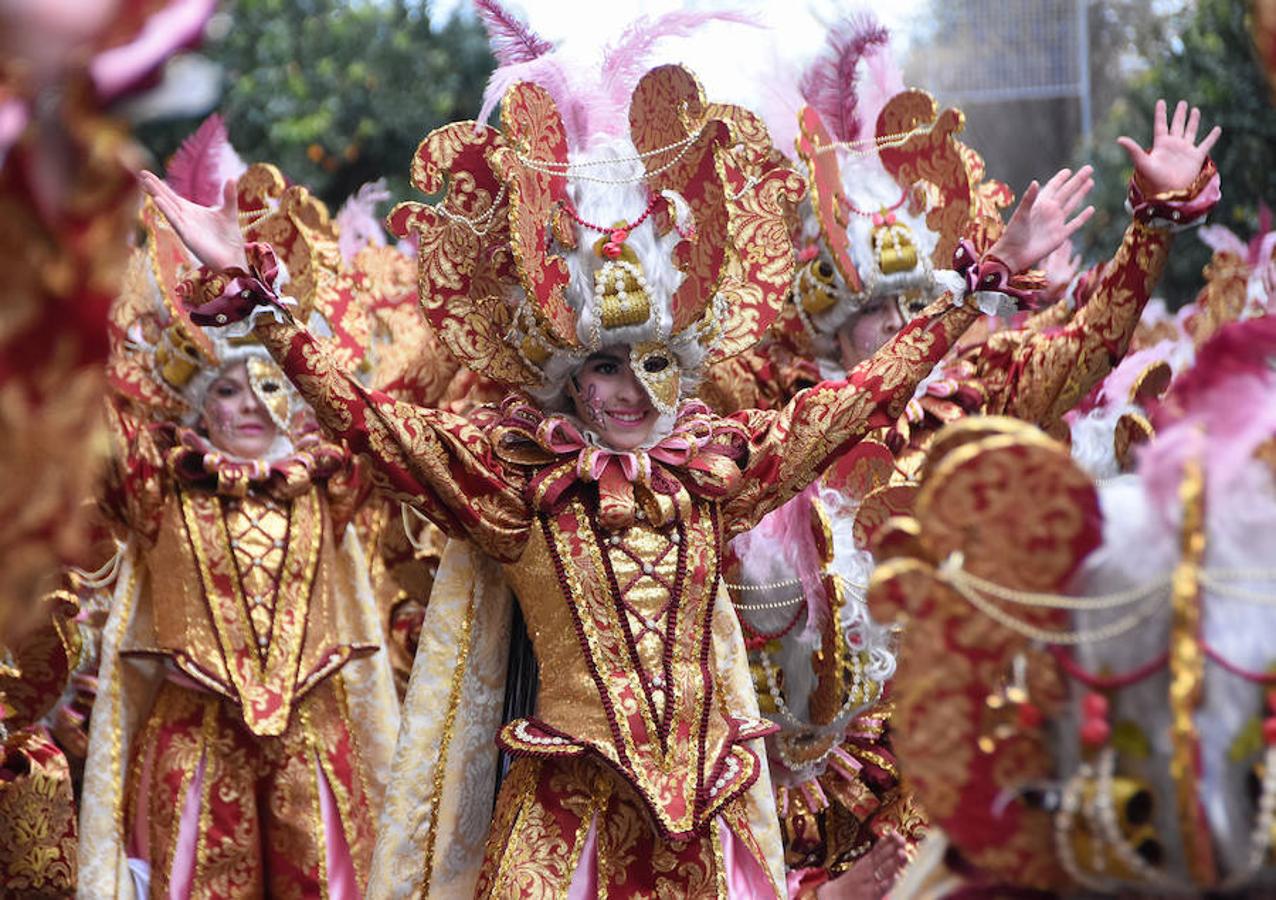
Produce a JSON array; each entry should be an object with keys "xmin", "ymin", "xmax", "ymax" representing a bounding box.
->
[
  {"xmin": 137, "ymin": 0, "xmax": 494, "ymax": 208},
  {"xmin": 1077, "ymin": 0, "xmax": 1276, "ymax": 305}
]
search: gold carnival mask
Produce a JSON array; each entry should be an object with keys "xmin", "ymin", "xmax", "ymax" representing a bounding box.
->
[
  {"xmin": 630, "ymin": 340, "xmax": 680, "ymax": 416},
  {"xmin": 246, "ymin": 356, "xmax": 292, "ymax": 430}
]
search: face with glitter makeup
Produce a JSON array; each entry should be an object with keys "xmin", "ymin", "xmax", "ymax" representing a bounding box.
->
[
  {"xmin": 569, "ymin": 347, "xmax": 658, "ymax": 451},
  {"xmin": 200, "ymin": 360, "xmax": 279, "ymax": 458}
]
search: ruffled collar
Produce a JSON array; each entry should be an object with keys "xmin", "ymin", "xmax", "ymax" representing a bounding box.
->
[
  {"xmin": 164, "ymin": 426, "xmax": 347, "ymax": 498},
  {"xmin": 492, "ymin": 397, "xmax": 746, "ymax": 530}
]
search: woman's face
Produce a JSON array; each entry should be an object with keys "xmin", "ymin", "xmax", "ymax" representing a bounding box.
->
[
  {"xmin": 569, "ymin": 347, "xmax": 658, "ymax": 451},
  {"xmin": 201, "ymin": 360, "xmax": 279, "ymax": 459},
  {"xmin": 837, "ymin": 299, "xmax": 907, "ymax": 370}
]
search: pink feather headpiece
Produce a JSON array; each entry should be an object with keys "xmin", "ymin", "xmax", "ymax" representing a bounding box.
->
[
  {"xmin": 1141, "ymin": 315, "xmax": 1276, "ymax": 514},
  {"xmin": 475, "ymin": 4, "xmax": 758, "ymax": 150},
  {"xmin": 798, "ymin": 14, "xmax": 893, "ymax": 144}
]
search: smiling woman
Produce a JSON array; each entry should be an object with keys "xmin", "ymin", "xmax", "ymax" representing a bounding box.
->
[{"xmin": 566, "ymin": 347, "xmax": 658, "ymax": 451}]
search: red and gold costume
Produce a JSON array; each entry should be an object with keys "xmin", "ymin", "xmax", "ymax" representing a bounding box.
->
[
  {"xmin": 78, "ymin": 166, "xmax": 399, "ymax": 899},
  {"xmin": 177, "ymin": 52, "xmax": 1035, "ymax": 895},
  {"xmin": 871, "ymin": 315, "xmax": 1276, "ymax": 892},
  {"xmin": 0, "ymin": 592, "xmax": 82, "ymax": 898}
]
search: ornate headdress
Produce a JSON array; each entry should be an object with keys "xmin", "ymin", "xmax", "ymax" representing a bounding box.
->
[
  {"xmin": 109, "ymin": 117, "xmax": 373, "ymax": 457},
  {"xmin": 387, "ymin": 24, "xmax": 804, "ymax": 421},
  {"xmin": 769, "ymin": 17, "xmax": 1017, "ymax": 358}
]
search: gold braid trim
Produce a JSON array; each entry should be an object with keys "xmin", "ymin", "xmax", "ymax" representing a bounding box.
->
[
  {"xmin": 1167, "ymin": 457, "xmax": 1216, "ymax": 885},
  {"xmin": 419, "ymin": 576, "xmax": 480, "ymax": 897}
]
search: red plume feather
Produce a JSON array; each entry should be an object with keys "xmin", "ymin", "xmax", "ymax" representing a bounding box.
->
[
  {"xmin": 164, "ymin": 113, "xmax": 228, "ymax": 206},
  {"xmin": 799, "ymin": 14, "xmax": 890, "ymax": 143}
]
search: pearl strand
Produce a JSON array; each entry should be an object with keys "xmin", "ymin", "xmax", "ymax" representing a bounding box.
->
[
  {"xmin": 812, "ymin": 126, "xmax": 932, "ymax": 159},
  {"xmin": 1054, "ymin": 765, "xmax": 1115, "ymax": 892},
  {"xmin": 434, "ymin": 185, "xmax": 508, "ymax": 238},
  {"xmin": 732, "ymin": 592, "xmax": 805, "ymax": 612},
  {"xmin": 517, "ymin": 129, "xmax": 704, "ymax": 185},
  {"xmin": 1093, "ymin": 748, "xmax": 1176, "ymax": 888}
]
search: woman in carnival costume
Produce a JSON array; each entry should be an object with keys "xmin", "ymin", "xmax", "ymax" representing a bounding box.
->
[
  {"xmin": 140, "ymin": 9, "xmax": 1086, "ymax": 890},
  {"xmin": 79, "ymin": 149, "xmax": 401, "ymax": 899},
  {"xmin": 700, "ymin": 14, "xmax": 1221, "ymax": 897}
]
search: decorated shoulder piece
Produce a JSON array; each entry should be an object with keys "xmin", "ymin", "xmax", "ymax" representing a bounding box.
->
[{"xmin": 870, "ymin": 316, "xmax": 1276, "ymax": 893}]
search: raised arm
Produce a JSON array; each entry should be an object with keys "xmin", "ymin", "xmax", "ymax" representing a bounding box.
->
[
  {"xmin": 253, "ymin": 307, "xmax": 529, "ymax": 563},
  {"xmin": 970, "ymin": 100, "xmax": 1222, "ymax": 427},
  {"xmin": 140, "ymin": 170, "xmax": 532, "ymax": 560},
  {"xmin": 720, "ymin": 292, "xmax": 980, "ymax": 536},
  {"xmin": 720, "ymin": 164, "xmax": 1096, "ymax": 536}
]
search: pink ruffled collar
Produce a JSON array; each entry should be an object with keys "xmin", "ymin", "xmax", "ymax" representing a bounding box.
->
[{"xmin": 494, "ymin": 397, "xmax": 746, "ymax": 530}]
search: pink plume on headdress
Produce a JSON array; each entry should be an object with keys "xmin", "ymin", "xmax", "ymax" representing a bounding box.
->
[
  {"xmin": 592, "ymin": 10, "xmax": 759, "ymax": 136},
  {"xmin": 472, "ymin": 0, "xmax": 553, "ymax": 65},
  {"xmin": 799, "ymin": 14, "xmax": 891, "ymax": 143},
  {"xmin": 477, "ymin": 9, "xmax": 758, "ymax": 150},
  {"xmin": 1198, "ymin": 224, "xmax": 1246, "ymax": 258},
  {"xmin": 1141, "ymin": 316, "xmax": 1276, "ymax": 514},
  {"xmin": 336, "ymin": 179, "xmax": 392, "ymax": 261},
  {"xmin": 165, "ymin": 113, "xmax": 230, "ymax": 205},
  {"xmin": 1199, "ymin": 203, "xmax": 1275, "ymax": 268}
]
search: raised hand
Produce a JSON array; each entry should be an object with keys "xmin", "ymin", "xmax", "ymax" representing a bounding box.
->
[
  {"xmin": 1117, "ymin": 99, "xmax": 1221, "ymax": 196},
  {"xmin": 138, "ymin": 171, "xmax": 248, "ymax": 272},
  {"xmin": 988, "ymin": 166, "xmax": 1095, "ymax": 274}
]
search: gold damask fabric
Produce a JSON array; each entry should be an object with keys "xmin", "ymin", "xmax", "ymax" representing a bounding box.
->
[
  {"xmin": 127, "ymin": 679, "xmax": 373, "ymax": 900},
  {"xmin": 78, "ymin": 521, "xmax": 398, "ymax": 898}
]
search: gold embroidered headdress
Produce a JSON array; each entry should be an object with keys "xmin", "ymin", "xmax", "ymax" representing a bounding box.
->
[
  {"xmin": 388, "ymin": 64, "xmax": 804, "ymax": 417},
  {"xmin": 771, "ymin": 17, "xmax": 1016, "ymax": 356},
  {"xmin": 110, "ymin": 124, "xmax": 374, "ymax": 451}
]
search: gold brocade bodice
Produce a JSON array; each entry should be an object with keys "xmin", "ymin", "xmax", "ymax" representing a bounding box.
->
[
  {"xmin": 498, "ymin": 496, "xmax": 775, "ymax": 841},
  {"xmin": 122, "ymin": 486, "xmax": 376, "ymax": 736}
]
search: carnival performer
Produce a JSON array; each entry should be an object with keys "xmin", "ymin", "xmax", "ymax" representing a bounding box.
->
[
  {"xmin": 1, "ymin": 2, "xmax": 214, "ymax": 896},
  {"xmin": 139, "ymin": 20, "xmax": 1088, "ymax": 887},
  {"xmin": 77, "ymin": 147, "xmax": 400, "ymax": 899},
  {"xmin": 701, "ymin": 16, "xmax": 1221, "ymax": 898}
]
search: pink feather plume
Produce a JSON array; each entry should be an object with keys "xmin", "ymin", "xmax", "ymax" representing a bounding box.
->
[
  {"xmin": 477, "ymin": 9, "xmax": 758, "ymax": 150},
  {"xmin": 799, "ymin": 14, "xmax": 891, "ymax": 143},
  {"xmin": 336, "ymin": 179, "xmax": 392, "ymax": 262},
  {"xmin": 165, "ymin": 113, "xmax": 229, "ymax": 205},
  {"xmin": 1141, "ymin": 316, "xmax": 1276, "ymax": 514},
  {"xmin": 472, "ymin": 0, "xmax": 552, "ymax": 66}
]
